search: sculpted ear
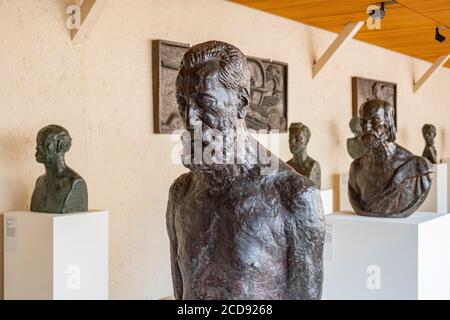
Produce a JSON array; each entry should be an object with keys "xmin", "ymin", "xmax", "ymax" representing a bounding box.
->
[{"xmin": 238, "ymin": 88, "xmax": 250, "ymax": 119}]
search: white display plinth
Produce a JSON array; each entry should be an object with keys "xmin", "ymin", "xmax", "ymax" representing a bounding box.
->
[
  {"xmin": 323, "ymin": 212, "xmax": 450, "ymax": 300},
  {"xmin": 320, "ymin": 189, "xmax": 333, "ymax": 215},
  {"xmin": 4, "ymin": 210, "xmax": 109, "ymax": 300},
  {"xmin": 441, "ymin": 158, "xmax": 450, "ymax": 209},
  {"xmin": 419, "ymin": 163, "xmax": 447, "ymax": 213},
  {"xmin": 338, "ymin": 173, "xmax": 351, "ymax": 212}
]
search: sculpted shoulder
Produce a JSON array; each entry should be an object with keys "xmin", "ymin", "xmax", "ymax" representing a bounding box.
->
[
  {"xmin": 168, "ymin": 172, "xmax": 193, "ymax": 203},
  {"xmin": 271, "ymin": 164, "xmax": 324, "ymax": 222}
]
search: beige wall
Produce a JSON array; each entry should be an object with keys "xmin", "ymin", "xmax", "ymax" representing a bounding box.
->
[{"xmin": 0, "ymin": 0, "xmax": 449, "ymax": 299}]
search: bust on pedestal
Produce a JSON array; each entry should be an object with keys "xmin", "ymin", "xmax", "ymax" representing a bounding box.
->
[
  {"xmin": 31, "ymin": 125, "xmax": 87, "ymax": 214},
  {"xmin": 348, "ymin": 99, "xmax": 434, "ymax": 218}
]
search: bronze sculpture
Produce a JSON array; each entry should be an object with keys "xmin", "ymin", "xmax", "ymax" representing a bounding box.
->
[
  {"xmin": 347, "ymin": 116, "xmax": 368, "ymax": 159},
  {"xmin": 422, "ymin": 124, "xmax": 438, "ymax": 164},
  {"xmin": 31, "ymin": 125, "xmax": 88, "ymax": 214},
  {"xmin": 287, "ymin": 123, "xmax": 321, "ymax": 189},
  {"xmin": 166, "ymin": 41, "xmax": 325, "ymax": 300},
  {"xmin": 348, "ymin": 99, "xmax": 433, "ymax": 218}
]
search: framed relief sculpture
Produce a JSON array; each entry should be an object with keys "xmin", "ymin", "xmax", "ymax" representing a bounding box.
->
[
  {"xmin": 352, "ymin": 77, "xmax": 397, "ymax": 125},
  {"xmin": 152, "ymin": 39, "xmax": 288, "ymax": 133}
]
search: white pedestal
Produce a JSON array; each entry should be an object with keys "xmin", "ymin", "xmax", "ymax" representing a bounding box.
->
[
  {"xmin": 4, "ymin": 210, "xmax": 109, "ymax": 300},
  {"xmin": 419, "ymin": 163, "xmax": 448, "ymax": 213},
  {"xmin": 323, "ymin": 212, "xmax": 450, "ymax": 300},
  {"xmin": 339, "ymin": 173, "xmax": 352, "ymax": 212},
  {"xmin": 441, "ymin": 158, "xmax": 450, "ymax": 210},
  {"xmin": 320, "ymin": 189, "xmax": 333, "ymax": 215}
]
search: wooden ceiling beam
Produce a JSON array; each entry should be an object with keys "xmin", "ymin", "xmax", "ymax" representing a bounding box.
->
[
  {"xmin": 312, "ymin": 21, "xmax": 364, "ymax": 78},
  {"xmin": 71, "ymin": 0, "xmax": 110, "ymax": 43},
  {"xmin": 414, "ymin": 55, "xmax": 450, "ymax": 93}
]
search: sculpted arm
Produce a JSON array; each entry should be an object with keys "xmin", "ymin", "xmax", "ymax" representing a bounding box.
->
[
  {"xmin": 348, "ymin": 162, "xmax": 365, "ymax": 214},
  {"xmin": 166, "ymin": 183, "xmax": 183, "ymax": 300},
  {"xmin": 286, "ymin": 187, "xmax": 325, "ymax": 299}
]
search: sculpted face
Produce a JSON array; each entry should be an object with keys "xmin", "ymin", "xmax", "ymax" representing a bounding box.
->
[
  {"xmin": 289, "ymin": 127, "xmax": 308, "ymax": 155},
  {"xmin": 423, "ymin": 127, "xmax": 436, "ymax": 146},
  {"xmin": 349, "ymin": 116, "xmax": 362, "ymax": 135},
  {"xmin": 35, "ymin": 130, "xmax": 59, "ymax": 164},
  {"xmin": 360, "ymin": 104, "xmax": 391, "ymax": 149},
  {"xmin": 176, "ymin": 60, "xmax": 245, "ymax": 168}
]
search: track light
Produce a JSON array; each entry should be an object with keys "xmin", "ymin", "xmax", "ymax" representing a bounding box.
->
[
  {"xmin": 435, "ymin": 27, "xmax": 446, "ymax": 43},
  {"xmin": 368, "ymin": 1, "xmax": 397, "ymax": 20}
]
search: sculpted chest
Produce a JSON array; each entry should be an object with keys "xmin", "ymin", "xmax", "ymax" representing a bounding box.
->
[
  {"xmin": 31, "ymin": 177, "xmax": 73, "ymax": 212},
  {"xmin": 173, "ymin": 182, "xmax": 287, "ymax": 278}
]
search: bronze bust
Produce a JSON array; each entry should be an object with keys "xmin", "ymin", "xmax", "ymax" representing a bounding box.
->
[
  {"xmin": 347, "ymin": 116, "xmax": 368, "ymax": 159},
  {"xmin": 422, "ymin": 124, "xmax": 438, "ymax": 164},
  {"xmin": 166, "ymin": 41, "xmax": 325, "ymax": 300},
  {"xmin": 287, "ymin": 123, "xmax": 321, "ymax": 189},
  {"xmin": 348, "ymin": 99, "xmax": 433, "ymax": 218},
  {"xmin": 31, "ymin": 125, "xmax": 88, "ymax": 214}
]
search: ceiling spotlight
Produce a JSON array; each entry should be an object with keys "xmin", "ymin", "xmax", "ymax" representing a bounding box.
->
[
  {"xmin": 368, "ymin": 1, "xmax": 396, "ymax": 20},
  {"xmin": 435, "ymin": 27, "xmax": 446, "ymax": 43}
]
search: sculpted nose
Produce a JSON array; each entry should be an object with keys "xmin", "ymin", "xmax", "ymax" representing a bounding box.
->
[{"xmin": 186, "ymin": 103, "xmax": 202, "ymax": 130}]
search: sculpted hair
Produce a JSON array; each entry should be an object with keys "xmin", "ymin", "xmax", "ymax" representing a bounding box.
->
[
  {"xmin": 289, "ymin": 122, "xmax": 311, "ymax": 142},
  {"xmin": 177, "ymin": 40, "xmax": 251, "ymax": 94},
  {"xmin": 384, "ymin": 102, "xmax": 397, "ymax": 142},
  {"xmin": 422, "ymin": 124, "xmax": 436, "ymax": 137},
  {"xmin": 40, "ymin": 125, "xmax": 72, "ymax": 153}
]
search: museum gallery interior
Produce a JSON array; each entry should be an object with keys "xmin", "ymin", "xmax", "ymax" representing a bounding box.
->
[{"xmin": 1, "ymin": 0, "xmax": 450, "ymax": 301}]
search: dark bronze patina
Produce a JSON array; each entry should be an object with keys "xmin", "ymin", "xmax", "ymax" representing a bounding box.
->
[
  {"xmin": 348, "ymin": 99, "xmax": 433, "ymax": 218},
  {"xmin": 287, "ymin": 123, "xmax": 321, "ymax": 189},
  {"xmin": 347, "ymin": 116, "xmax": 368, "ymax": 159},
  {"xmin": 422, "ymin": 124, "xmax": 438, "ymax": 164},
  {"xmin": 31, "ymin": 125, "xmax": 88, "ymax": 214},
  {"xmin": 166, "ymin": 41, "xmax": 325, "ymax": 300}
]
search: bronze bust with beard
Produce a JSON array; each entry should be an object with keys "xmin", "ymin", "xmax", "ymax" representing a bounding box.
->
[
  {"xmin": 348, "ymin": 99, "xmax": 433, "ymax": 218},
  {"xmin": 166, "ymin": 41, "xmax": 325, "ymax": 300}
]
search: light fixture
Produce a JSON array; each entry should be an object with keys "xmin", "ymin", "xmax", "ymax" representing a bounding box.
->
[
  {"xmin": 368, "ymin": 1, "xmax": 396, "ymax": 20},
  {"xmin": 435, "ymin": 27, "xmax": 446, "ymax": 43}
]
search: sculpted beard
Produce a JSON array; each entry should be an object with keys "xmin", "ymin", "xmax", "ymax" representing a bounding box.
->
[{"xmin": 362, "ymin": 128, "xmax": 390, "ymax": 149}]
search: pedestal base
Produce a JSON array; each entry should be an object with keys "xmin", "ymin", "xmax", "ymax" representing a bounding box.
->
[
  {"xmin": 321, "ymin": 189, "xmax": 333, "ymax": 215},
  {"xmin": 4, "ymin": 210, "xmax": 109, "ymax": 300},
  {"xmin": 323, "ymin": 211, "xmax": 450, "ymax": 300},
  {"xmin": 338, "ymin": 173, "xmax": 351, "ymax": 212}
]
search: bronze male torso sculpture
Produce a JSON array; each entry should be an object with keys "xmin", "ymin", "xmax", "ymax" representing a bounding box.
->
[
  {"xmin": 31, "ymin": 125, "xmax": 88, "ymax": 214},
  {"xmin": 348, "ymin": 99, "xmax": 433, "ymax": 218},
  {"xmin": 166, "ymin": 41, "xmax": 325, "ymax": 300}
]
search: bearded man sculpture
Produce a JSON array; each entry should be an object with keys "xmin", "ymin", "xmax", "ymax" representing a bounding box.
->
[
  {"xmin": 348, "ymin": 99, "xmax": 433, "ymax": 218},
  {"xmin": 287, "ymin": 123, "xmax": 321, "ymax": 188},
  {"xmin": 166, "ymin": 41, "xmax": 325, "ymax": 300},
  {"xmin": 422, "ymin": 124, "xmax": 438, "ymax": 164},
  {"xmin": 31, "ymin": 125, "xmax": 88, "ymax": 214}
]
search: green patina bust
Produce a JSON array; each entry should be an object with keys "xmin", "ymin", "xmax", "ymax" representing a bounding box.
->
[
  {"xmin": 30, "ymin": 125, "xmax": 88, "ymax": 214},
  {"xmin": 287, "ymin": 122, "xmax": 321, "ymax": 189}
]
